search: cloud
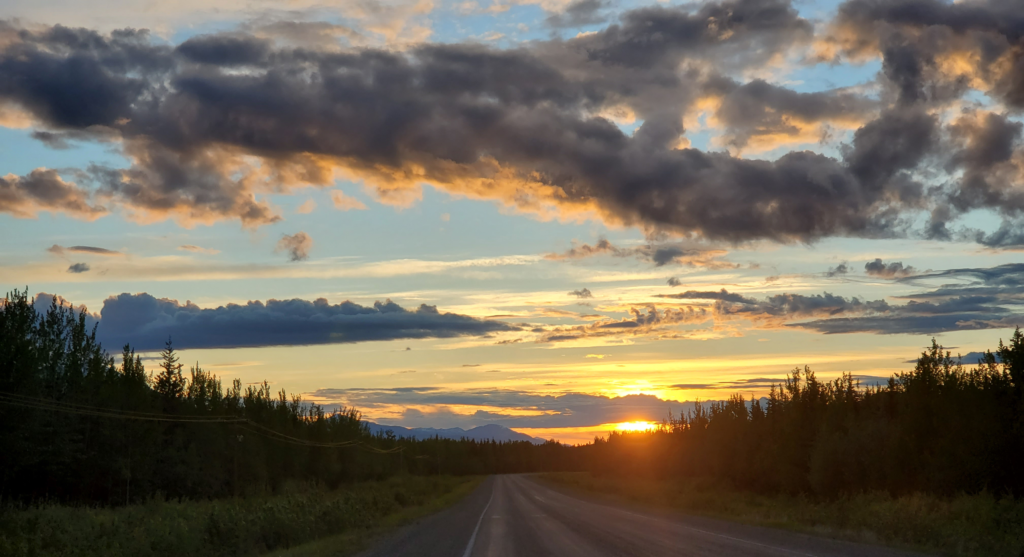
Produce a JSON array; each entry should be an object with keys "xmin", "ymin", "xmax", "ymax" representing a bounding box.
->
[
  {"xmin": 537, "ymin": 304, "xmax": 710, "ymax": 344},
  {"xmin": 96, "ymin": 292, "xmax": 518, "ymax": 350},
  {"xmin": 66, "ymin": 262, "xmax": 90, "ymax": 273},
  {"xmin": 545, "ymin": 0, "xmax": 608, "ymax": 28},
  {"xmin": 47, "ymin": 244, "xmax": 122, "ymax": 257},
  {"xmin": 864, "ymin": 258, "xmax": 916, "ymax": 278},
  {"xmin": 331, "ymin": 190, "xmax": 368, "ymax": 211},
  {"xmin": 826, "ymin": 262, "xmax": 849, "ymax": 277},
  {"xmin": 177, "ymin": 244, "xmax": 220, "ymax": 255},
  {"xmin": 648, "ymin": 264, "xmax": 1024, "ymax": 335},
  {"xmin": 31, "ymin": 292, "xmax": 96, "ymax": 323},
  {"xmin": 656, "ymin": 288, "xmax": 757, "ymax": 304},
  {"xmin": 0, "ymin": 169, "xmax": 106, "ymax": 220},
  {"xmin": 0, "ymin": 4, "xmax": 894, "ymax": 243},
  {"xmin": 546, "ymin": 239, "xmax": 735, "ymax": 268},
  {"xmin": 667, "ymin": 277, "xmax": 682, "ymax": 287},
  {"xmin": 820, "ymin": 0, "xmax": 1024, "ymax": 240},
  {"xmin": 242, "ymin": 19, "xmax": 364, "ymax": 49},
  {"xmin": 296, "ymin": 199, "xmax": 316, "ymax": 214},
  {"xmin": 569, "ymin": 287, "xmax": 593, "ymax": 298},
  {"xmin": 700, "ymin": 76, "xmax": 878, "ymax": 152},
  {"xmin": 4, "ymin": 1, "xmax": 1024, "ymax": 245},
  {"xmin": 826, "ymin": 0, "xmax": 1024, "ymax": 108},
  {"xmin": 545, "ymin": 239, "xmax": 620, "ymax": 260},
  {"xmin": 308, "ymin": 387, "xmax": 701, "ymax": 429},
  {"xmin": 276, "ymin": 232, "xmax": 312, "ymax": 262}
]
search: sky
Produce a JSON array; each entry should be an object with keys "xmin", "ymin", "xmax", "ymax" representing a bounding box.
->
[{"xmin": 2, "ymin": 0, "xmax": 1023, "ymax": 443}]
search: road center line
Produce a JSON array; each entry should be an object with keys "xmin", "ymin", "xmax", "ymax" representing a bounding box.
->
[{"xmin": 462, "ymin": 479, "xmax": 496, "ymax": 557}]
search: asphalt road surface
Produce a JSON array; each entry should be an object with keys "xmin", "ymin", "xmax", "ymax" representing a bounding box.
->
[{"xmin": 359, "ymin": 475, "xmax": 927, "ymax": 557}]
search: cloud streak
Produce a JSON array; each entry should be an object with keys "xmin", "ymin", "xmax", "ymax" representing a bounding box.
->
[
  {"xmin": 48, "ymin": 244, "xmax": 123, "ymax": 257},
  {"xmin": 96, "ymin": 292, "xmax": 518, "ymax": 350}
]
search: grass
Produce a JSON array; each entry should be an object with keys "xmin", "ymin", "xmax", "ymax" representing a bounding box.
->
[
  {"xmin": 0, "ymin": 475, "xmax": 480, "ymax": 557},
  {"xmin": 266, "ymin": 476, "xmax": 482, "ymax": 557},
  {"xmin": 538, "ymin": 472, "xmax": 1024, "ymax": 557}
]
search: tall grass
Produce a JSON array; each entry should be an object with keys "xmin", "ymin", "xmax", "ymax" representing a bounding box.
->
[
  {"xmin": 540, "ymin": 472, "xmax": 1024, "ymax": 557},
  {"xmin": 0, "ymin": 475, "xmax": 475, "ymax": 557}
]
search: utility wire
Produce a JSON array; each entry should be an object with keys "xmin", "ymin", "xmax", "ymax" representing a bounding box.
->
[
  {"xmin": 0, "ymin": 392, "xmax": 403, "ymax": 454},
  {"xmin": 0, "ymin": 391, "xmax": 243, "ymax": 421}
]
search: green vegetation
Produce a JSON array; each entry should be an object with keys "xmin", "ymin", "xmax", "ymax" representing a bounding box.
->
[
  {"xmin": 540, "ymin": 472, "xmax": 1024, "ymax": 557},
  {"xmin": 0, "ymin": 288, "xmax": 576, "ymax": 507},
  {"xmin": 3, "ymin": 287, "xmax": 1024, "ymax": 555},
  {"xmin": 575, "ymin": 334, "xmax": 1024, "ymax": 498},
  {"xmin": 267, "ymin": 476, "xmax": 481, "ymax": 557},
  {"xmin": 0, "ymin": 475, "xmax": 478, "ymax": 557}
]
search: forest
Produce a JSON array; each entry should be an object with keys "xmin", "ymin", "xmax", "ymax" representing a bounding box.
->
[
  {"xmin": 1, "ymin": 287, "xmax": 1023, "ymax": 507},
  {"xmin": 584, "ymin": 334, "xmax": 1024, "ymax": 498},
  {"xmin": 0, "ymin": 289, "xmax": 577, "ymax": 507}
]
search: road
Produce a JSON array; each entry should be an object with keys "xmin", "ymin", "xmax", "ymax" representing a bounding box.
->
[{"xmin": 358, "ymin": 475, "xmax": 926, "ymax": 557}]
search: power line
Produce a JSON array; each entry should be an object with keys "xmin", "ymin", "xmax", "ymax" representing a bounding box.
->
[{"xmin": 0, "ymin": 392, "xmax": 403, "ymax": 453}]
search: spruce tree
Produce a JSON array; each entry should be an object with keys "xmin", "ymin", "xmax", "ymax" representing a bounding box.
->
[{"xmin": 153, "ymin": 338, "xmax": 185, "ymax": 407}]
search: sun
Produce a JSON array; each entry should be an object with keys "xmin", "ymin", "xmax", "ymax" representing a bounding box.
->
[{"xmin": 615, "ymin": 421, "xmax": 658, "ymax": 433}]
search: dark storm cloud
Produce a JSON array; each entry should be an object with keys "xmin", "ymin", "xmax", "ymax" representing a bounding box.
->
[
  {"xmin": 95, "ymin": 293, "xmax": 517, "ymax": 350},
  {"xmin": 865, "ymin": 258, "xmax": 916, "ymax": 278},
  {"xmin": 702, "ymin": 76, "xmax": 878, "ymax": 149},
  {"xmin": 828, "ymin": 0, "xmax": 1024, "ymax": 239},
  {"xmin": 0, "ymin": 0, "xmax": 1019, "ymax": 245},
  {"xmin": 832, "ymin": 0, "xmax": 1024, "ymax": 107},
  {"xmin": 0, "ymin": 169, "xmax": 105, "ymax": 219},
  {"xmin": 66, "ymin": 262, "xmax": 90, "ymax": 273},
  {"xmin": 574, "ymin": 0, "xmax": 813, "ymax": 69},
  {"xmin": 0, "ymin": 1, "xmax": 939, "ymax": 243},
  {"xmin": 176, "ymin": 34, "xmax": 272, "ymax": 66},
  {"xmin": 32, "ymin": 131, "xmax": 74, "ymax": 149},
  {"xmin": 0, "ymin": 24, "xmax": 168, "ymax": 129},
  {"xmin": 943, "ymin": 112, "xmax": 1024, "ymax": 243}
]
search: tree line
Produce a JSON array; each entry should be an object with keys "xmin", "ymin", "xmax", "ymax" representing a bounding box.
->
[
  {"xmin": 584, "ymin": 333, "xmax": 1024, "ymax": 497},
  {"xmin": 0, "ymin": 290, "xmax": 577, "ymax": 506},
  {"xmin": 3, "ymin": 287, "xmax": 1022, "ymax": 507}
]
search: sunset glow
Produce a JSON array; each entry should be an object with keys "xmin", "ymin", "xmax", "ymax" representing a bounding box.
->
[
  {"xmin": 615, "ymin": 421, "xmax": 659, "ymax": 433},
  {"xmin": 1, "ymin": 0, "xmax": 1022, "ymax": 446}
]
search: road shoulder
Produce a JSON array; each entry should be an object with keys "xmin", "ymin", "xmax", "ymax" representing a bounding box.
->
[
  {"xmin": 267, "ymin": 476, "xmax": 485, "ymax": 557},
  {"xmin": 533, "ymin": 473, "xmax": 931, "ymax": 557}
]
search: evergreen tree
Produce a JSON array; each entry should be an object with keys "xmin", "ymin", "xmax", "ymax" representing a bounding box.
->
[{"xmin": 153, "ymin": 338, "xmax": 185, "ymax": 408}]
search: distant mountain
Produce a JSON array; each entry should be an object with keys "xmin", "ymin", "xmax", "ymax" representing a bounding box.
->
[{"xmin": 365, "ymin": 422, "xmax": 546, "ymax": 444}]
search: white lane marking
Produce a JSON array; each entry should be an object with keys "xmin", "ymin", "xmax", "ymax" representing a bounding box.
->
[
  {"xmin": 462, "ymin": 479, "xmax": 497, "ymax": 557},
  {"xmin": 526, "ymin": 477, "xmax": 819, "ymax": 557}
]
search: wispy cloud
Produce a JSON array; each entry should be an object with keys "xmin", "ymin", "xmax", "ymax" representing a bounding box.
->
[
  {"xmin": 48, "ymin": 244, "xmax": 123, "ymax": 257},
  {"xmin": 177, "ymin": 244, "xmax": 220, "ymax": 255}
]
